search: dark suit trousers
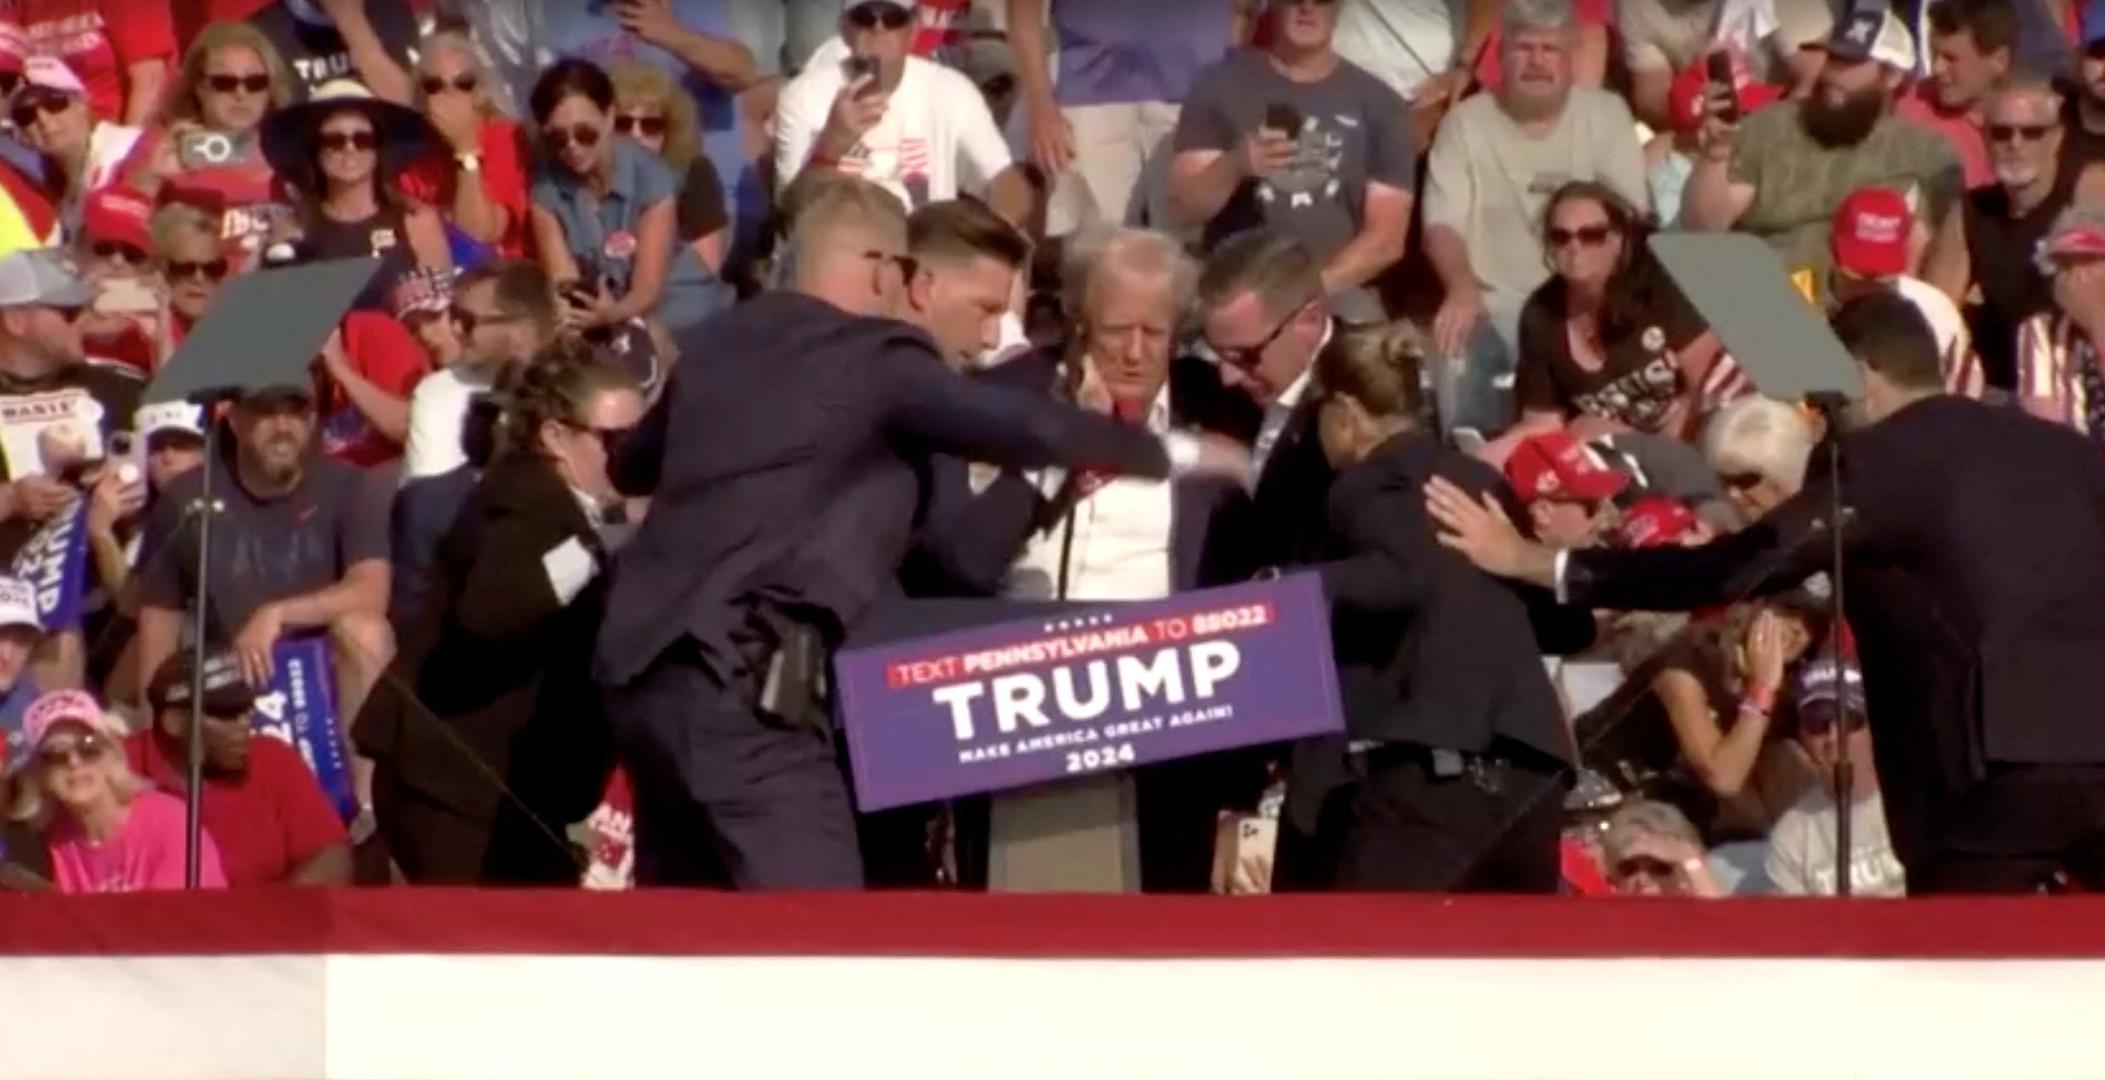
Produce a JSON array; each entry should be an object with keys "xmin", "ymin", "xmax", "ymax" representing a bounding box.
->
[
  {"xmin": 603, "ymin": 642, "xmax": 864, "ymax": 890},
  {"xmin": 1279, "ymin": 747, "xmax": 1566, "ymax": 893},
  {"xmin": 373, "ymin": 770, "xmax": 580, "ymax": 886},
  {"xmin": 1907, "ymin": 764, "xmax": 2105, "ymax": 894}
]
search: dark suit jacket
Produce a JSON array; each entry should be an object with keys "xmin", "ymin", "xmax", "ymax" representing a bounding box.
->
[
  {"xmin": 1563, "ymin": 395, "xmax": 2105, "ymax": 863},
  {"xmin": 1200, "ymin": 385, "xmax": 1335, "ymax": 586},
  {"xmin": 354, "ymin": 454, "xmax": 615, "ymax": 830},
  {"xmin": 905, "ymin": 348, "xmax": 1243, "ymax": 596},
  {"xmin": 388, "ymin": 465, "xmax": 479, "ymax": 637},
  {"xmin": 596, "ymin": 291, "xmax": 1174, "ymax": 687}
]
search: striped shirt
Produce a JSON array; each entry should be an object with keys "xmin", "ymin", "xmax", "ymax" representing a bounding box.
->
[{"xmin": 2015, "ymin": 313, "xmax": 2105, "ymax": 437}]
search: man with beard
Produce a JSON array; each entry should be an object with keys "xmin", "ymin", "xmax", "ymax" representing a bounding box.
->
[
  {"xmin": 1683, "ymin": 5, "xmax": 1962, "ymax": 299},
  {"xmin": 1925, "ymin": 76, "xmax": 2105, "ymax": 392},
  {"xmin": 1423, "ymin": 0, "xmax": 1648, "ymax": 436},
  {"xmin": 134, "ymin": 381, "xmax": 393, "ymax": 831},
  {"xmin": 2061, "ymin": 4, "xmax": 2105, "ymax": 169}
]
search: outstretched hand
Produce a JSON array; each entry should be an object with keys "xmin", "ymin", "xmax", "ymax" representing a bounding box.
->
[{"xmin": 1423, "ymin": 475, "xmax": 1553, "ymax": 584}]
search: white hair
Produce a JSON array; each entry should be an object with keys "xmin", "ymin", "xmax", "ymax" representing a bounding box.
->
[
  {"xmin": 1061, "ymin": 226, "xmax": 1198, "ymax": 326},
  {"xmin": 1703, "ymin": 397, "xmax": 1817, "ymax": 492},
  {"xmin": 1502, "ymin": 0, "xmax": 1577, "ymax": 39}
]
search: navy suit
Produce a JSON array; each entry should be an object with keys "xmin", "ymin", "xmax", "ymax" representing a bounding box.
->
[{"xmin": 596, "ymin": 292, "xmax": 1176, "ymax": 889}]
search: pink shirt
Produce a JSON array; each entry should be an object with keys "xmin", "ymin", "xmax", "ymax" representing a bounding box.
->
[{"xmin": 47, "ymin": 789, "xmax": 228, "ymax": 894}]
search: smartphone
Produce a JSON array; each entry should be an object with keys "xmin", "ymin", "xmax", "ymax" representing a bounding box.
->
[
  {"xmin": 106, "ymin": 431, "xmax": 146, "ymax": 485},
  {"xmin": 1263, "ymin": 102, "xmax": 1303, "ymax": 136},
  {"xmin": 1705, "ymin": 52, "xmax": 1739, "ymax": 123},
  {"xmin": 844, "ymin": 55, "xmax": 879, "ymax": 94},
  {"xmin": 176, "ymin": 129, "xmax": 235, "ymax": 170}
]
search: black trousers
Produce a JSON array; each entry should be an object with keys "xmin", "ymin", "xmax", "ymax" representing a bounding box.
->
[
  {"xmin": 603, "ymin": 643, "xmax": 864, "ymax": 890},
  {"xmin": 1908, "ymin": 764, "xmax": 2105, "ymax": 894},
  {"xmin": 373, "ymin": 770, "xmax": 580, "ymax": 886},
  {"xmin": 1277, "ymin": 746, "xmax": 1567, "ymax": 893}
]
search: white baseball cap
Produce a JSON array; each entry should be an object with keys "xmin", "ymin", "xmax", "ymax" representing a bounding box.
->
[
  {"xmin": 16, "ymin": 55, "xmax": 85, "ymax": 99},
  {"xmin": 843, "ymin": 0, "xmax": 917, "ymax": 15},
  {"xmin": 0, "ymin": 574, "xmax": 43, "ymax": 633},
  {"xmin": 134, "ymin": 400, "xmax": 206, "ymax": 442}
]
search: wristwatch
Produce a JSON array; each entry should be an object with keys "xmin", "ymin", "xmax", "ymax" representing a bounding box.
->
[{"xmin": 455, "ymin": 151, "xmax": 483, "ymax": 173}]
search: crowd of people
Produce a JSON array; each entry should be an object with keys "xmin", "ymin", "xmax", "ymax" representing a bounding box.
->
[{"xmin": 0, "ymin": 0, "xmax": 2102, "ymax": 900}]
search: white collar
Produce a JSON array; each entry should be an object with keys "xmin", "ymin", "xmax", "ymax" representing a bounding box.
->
[{"xmin": 1270, "ymin": 319, "xmax": 1332, "ymax": 410}]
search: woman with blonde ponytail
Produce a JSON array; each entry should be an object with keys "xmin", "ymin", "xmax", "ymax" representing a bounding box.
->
[
  {"xmin": 1271, "ymin": 324, "xmax": 1593, "ymax": 894},
  {"xmin": 353, "ymin": 342, "xmax": 643, "ymax": 885}
]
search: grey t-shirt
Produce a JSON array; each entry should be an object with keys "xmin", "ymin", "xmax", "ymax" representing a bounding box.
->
[
  {"xmin": 1174, "ymin": 49, "xmax": 1417, "ymax": 278},
  {"xmin": 1422, "ymin": 89, "xmax": 1650, "ymax": 310}
]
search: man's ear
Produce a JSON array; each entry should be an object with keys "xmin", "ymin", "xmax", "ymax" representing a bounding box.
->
[{"xmin": 907, "ymin": 264, "xmax": 936, "ymax": 311}]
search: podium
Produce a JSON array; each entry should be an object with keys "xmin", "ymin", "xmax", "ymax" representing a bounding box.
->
[{"xmin": 846, "ymin": 597, "xmax": 1142, "ymax": 893}]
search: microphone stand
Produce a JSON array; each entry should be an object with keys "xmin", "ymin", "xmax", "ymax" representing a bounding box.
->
[
  {"xmin": 1804, "ymin": 392, "xmax": 1853, "ymax": 899},
  {"xmin": 183, "ymin": 391, "xmax": 240, "ymax": 889}
]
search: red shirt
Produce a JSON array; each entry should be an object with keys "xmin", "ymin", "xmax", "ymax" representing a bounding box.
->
[
  {"xmin": 321, "ymin": 309, "xmax": 430, "ymax": 467},
  {"xmin": 1898, "ymin": 87, "xmax": 1994, "ymax": 189},
  {"xmin": 1, "ymin": 0, "xmax": 176, "ymax": 123},
  {"xmin": 172, "ymin": 0, "xmax": 272, "ymax": 54},
  {"xmin": 125, "ymin": 729, "xmax": 348, "ymax": 888},
  {"xmin": 399, "ymin": 118, "xmax": 534, "ymax": 260}
]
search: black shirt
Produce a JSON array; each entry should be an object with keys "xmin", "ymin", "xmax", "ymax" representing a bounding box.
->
[
  {"xmin": 0, "ymin": 361, "xmax": 144, "ymax": 562},
  {"xmin": 1964, "ymin": 160, "xmax": 2081, "ymax": 390},
  {"xmin": 1515, "ymin": 274, "xmax": 1708, "ymax": 433},
  {"xmin": 251, "ymin": 0, "xmax": 421, "ymax": 101},
  {"xmin": 296, "ymin": 204, "xmax": 414, "ymax": 311}
]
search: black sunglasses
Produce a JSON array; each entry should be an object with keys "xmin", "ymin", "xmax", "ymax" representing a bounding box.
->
[
  {"xmin": 92, "ymin": 240, "xmax": 148, "ymax": 263},
  {"xmin": 205, "ymin": 72, "xmax": 271, "ymax": 95},
  {"xmin": 1547, "ymin": 223, "xmax": 1616, "ymax": 248},
  {"xmin": 1613, "ymin": 856, "xmax": 1679, "ymax": 880},
  {"xmin": 450, "ymin": 306, "xmax": 523, "ymax": 335},
  {"xmin": 1210, "ymin": 304, "xmax": 1302, "ymax": 370},
  {"xmin": 318, "ymin": 130, "xmax": 378, "ymax": 152},
  {"xmin": 1720, "ymin": 470, "xmax": 1766, "ymax": 491},
  {"xmin": 420, "ymin": 74, "xmax": 478, "ymax": 96},
  {"xmin": 1987, "ymin": 122, "xmax": 2055, "ymax": 144},
  {"xmin": 9, "ymin": 91, "xmax": 73, "ymax": 128},
  {"xmin": 614, "ymin": 113, "xmax": 668, "ymax": 137},
  {"xmin": 848, "ymin": 3, "xmax": 914, "ymax": 30},
  {"xmin": 1799, "ymin": 706, "xmax": 1868, "ymax": 737},
  {"xmin": 167, "ymin": 258, "xmax": 230, "ymax": 282},
  {"xmin": 543, "ymin": 123, "xmax": 601, "ymax": 149}
]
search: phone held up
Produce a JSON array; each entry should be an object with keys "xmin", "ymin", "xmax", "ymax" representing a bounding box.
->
[
  {"xmin": 1264, "ymin": 102, "xmax": 1304, "ymax": 137},
  {"xmin": 1705, "ymin": 52, "xmax": 1739, "ymax": 123}
]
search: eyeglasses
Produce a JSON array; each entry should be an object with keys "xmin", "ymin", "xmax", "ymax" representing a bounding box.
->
[
  {"xmin": 861, "ymin": 248, "xmax": 918, "ymax": 279},
  {"xmin": 9, "ymin": 90, "xmax": 74, "ymax": 128},
  {"xmin": 1720, "ymin": 470, "xmax": 1767, "ymax": 491},
  {"xmin": 205, "ymin": 72, "xmax": 271, "ymax": 96},
  {"xmin": 1547, "ymin": 224, "xmax": 1616, "ymax": 249},
  {"xmin": 543, "ymin": 123, "xmax": 601, "ymax": 149},
  {"xmin": 318, "ymin": 130, "xmax": 378, "ymax": 152},
  {"xmin": 420, "ymin": 74, "xmax": 479, "ymax": 96},
  {"xmin": 166, "ymin": 258, "xmax": 230, "ymax": 282},
  {"xmin": 1209, "ymin": 304, "xmax": 1303, "ymax": 370},
  {"xmin": 848, "ymin": 3, "xmax": 914, "ymax": 30},
  {"xmin": 1612, "ymin": 855, "xmax": 1679, "ymax": 881},
  {"xmin": 92, "ymin": 240, "xmax": 148, "ymax": 264},
  {"xmin": 614, "ymin": 113, "xmax": 668, "ymax": 137},
  {"xmin": 1799, "ymin": 707, "xmax": 1868, "ymax": 737},
  {"xmin": 38, "ymin": 732, "xmax": 110, "ymax": 769},
  {"xmin": 563, "ymin": 419, "xmax": 635, "ymax": 446},
  {"xmin": 1986, "ymin": 122, "xmax": 2056, "ymax": 144}
]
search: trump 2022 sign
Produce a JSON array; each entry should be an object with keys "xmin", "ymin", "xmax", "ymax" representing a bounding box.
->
[{"xmin": 836, "ymin": 575, "xmax": 1344, "ymax": 811}]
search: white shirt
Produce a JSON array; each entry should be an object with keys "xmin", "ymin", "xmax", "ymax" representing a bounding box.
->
[
  {"xmin": 1008, "ymin": 385, "xmax": 1175, "ymax": 602},
  {"xmin": 401, "ymin": 365, "xmax": 495, "ymax": 482},
  {"xmin": 1330, "ymin": 0, "xmax": 1456, "ymax": 100},
  {"xmin": 1764, "ymin": 788, "xmax": 1908, "ymax": 897},
  {"xmin": 774, "ymin": 54, "xmax": 1014, "ymax": 210},
  {"xmin": 1252, "ymin": 321, "xmax": 1331, "ymax": 481}
]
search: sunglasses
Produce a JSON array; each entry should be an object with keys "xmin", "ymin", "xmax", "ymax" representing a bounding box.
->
[
  {"xmin": 38, "ymin": 732, "xmax": 110, "ymax": 769},
  {"xmin": 1987, "ymin": 122, "xmax": 2055, "ymax": 144},
  {"xmin": 205, "ymin": 72, "xmax": 271, "ymax": 96},
  {"xmin": 9, "ymin": 91, "xmax": 74, "ymax": 128},
  {"xmin": 1720, "ymin": 470, "xmax": 1767, "ymax": 491},
  {"xmin": 420, "ymin": 74, "xmax": 479, "ymax": 96},
  {"xmin": 167, "ymin": 258, "xmax": 230, "ymax": 282},
  {"xmin": 318, "ymin": 130, "xmax": 378, "ymax": 152},
  {"xmin": 1210, "ymin": 304, "xmax": 1302, "ymax": 370},
  {"xmin": 1613, "ymin": 855, "xmax": 1680, "ymax": 880},
  {"xmin": 614, "ymin": 113, "xmax": 668, "ymax": 137},
  {"xmin": 1799, "ymin": 707, "xmax": 1868, "ymax": 737},
  {"xmin": 1547, "ymin": 224, "xmax": 1616, "ymax": 249},
  {"xmin": 92, "ymin": 240, "xmax": 148, "ymax": 263},
  {"xmin": 543, "ymin": 123, "xmax": 601, "ymax": 149},
  {"xmin": 848, "ymin": 4, "xmax": 915, "ymax": 30}
]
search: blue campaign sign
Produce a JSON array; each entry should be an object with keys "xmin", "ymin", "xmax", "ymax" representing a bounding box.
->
[
  {"xmin": 250, "ymin": 635, "xmax": 358, "ymax": 822},
  {"xmin": 9, "ymin": 500, "xmax": 91, "ymax": 632},
  {"xmin": 835, "ymin": 575, "xmax": 1344, "ymax": 812}
]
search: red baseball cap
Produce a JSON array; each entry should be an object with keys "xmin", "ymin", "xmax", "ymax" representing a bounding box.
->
[
  {"xmin": 1664, "ymin": 57, "xmax": 1784, "ymax": 136},
  {"xmin": 1830, "ymin": 186, "xmax": 1912, "ymax": 278},
  {"xmin": 1504, "ymin": 431, "xmax": 1630, "ymax": 504},
  {"xmin": 1617, "ymin": 496, "xmax": 1701, "ymax": 549},
  {"xmin": 81, "ymin": 185, "xmax": 154, "ymax": 253}
]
